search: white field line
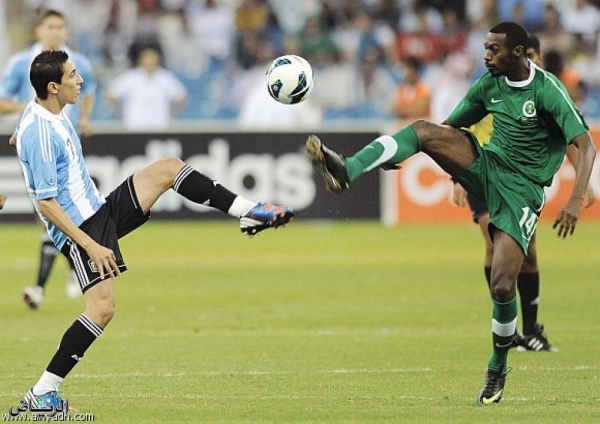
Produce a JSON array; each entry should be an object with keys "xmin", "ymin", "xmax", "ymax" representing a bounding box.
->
[{"xmin": 1, "ymin": 365, "xmax": 598, "ymax": 381}]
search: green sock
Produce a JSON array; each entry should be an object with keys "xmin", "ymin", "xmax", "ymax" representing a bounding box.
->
[
  {"xmin": 345, "ymin": 125, "xmax": 421, "ymax": 181},
  {"xmin": 488, "ymin": 297, "xmax": 518, "ymax": 372}
]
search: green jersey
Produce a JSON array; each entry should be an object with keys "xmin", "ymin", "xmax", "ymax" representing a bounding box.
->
[{"xmin": 448, "ymin": 63, "xmax": 588, "ymax": 186}]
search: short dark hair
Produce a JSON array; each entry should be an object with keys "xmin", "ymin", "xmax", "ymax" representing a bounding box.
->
[
  {"xmin": 36, "ymin": 9, "xmax": 66, "ymax": 26},
  {"xmin": 527, "ymin": 32, "xmax": 541, "ymax": 55},
  {"xmin": 30, "ymin": 50, "xmax": 69, "ymax": 99},
  {"xmin": 489, "ymin": 21, "xmax": 528, "ymax": 52},
  {"xmin": 404, "ymin": 56, "xmax": 423, "ymax": 72}
]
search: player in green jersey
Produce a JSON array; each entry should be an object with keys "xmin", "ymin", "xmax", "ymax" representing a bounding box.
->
[
  {"xmin": 453, "ymin": 33, "xmax": 595, "ymax": 353},
  {"xmin": 306, "ymin": 22, "xmax": 596, "ymax": 404}
]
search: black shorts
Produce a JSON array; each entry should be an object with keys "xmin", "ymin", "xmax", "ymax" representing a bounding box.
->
[
  {"xmin": 466, "ymin": 192, "xmax": 489, "ymax": 224},
  {"xmin": 60, "ymin": 176, "xmax": 150, "ymax": 293}
]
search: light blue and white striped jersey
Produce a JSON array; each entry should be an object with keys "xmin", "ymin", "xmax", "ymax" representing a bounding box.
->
[
  {"xmin": 0, "ymin": 43, "xmax": 97, "ymax": 128},
  {"xmin": 15, "ymin": 100, "xmax": 105, "ymax": 249}
]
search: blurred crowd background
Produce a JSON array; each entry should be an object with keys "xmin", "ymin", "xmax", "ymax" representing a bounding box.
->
[{"xmin": 2, "ymin": 0, "xmax": 600, "ymax": 131}]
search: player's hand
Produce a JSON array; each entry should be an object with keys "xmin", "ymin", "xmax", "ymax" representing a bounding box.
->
[
  {"xmin": 553, "ymin": 198, "xmax": 582, "ymax": 239},
  {"xmin": 452, "ymin": 182, "xmax": 467, "ymax": 207},
  {"xmin": 583, "ymin": 185, "xmax": 595, "ymax": 208},
  {"xmin": 0, "ymin": 193, "xmax": 7, "ymax": 210},
  {"xmin": 86, "ymin": 243, "xmax": 121, "ymax": 280}
]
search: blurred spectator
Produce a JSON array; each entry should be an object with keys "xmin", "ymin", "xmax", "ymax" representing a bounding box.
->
[
  {"xmin": 544, "ymin": 49, "xmax": 586, "ymax": 107},
  {"xmin": 497, "ymin": 0, "xmax": 544, "ymax": 29},
  {"xmin": 399, "ymin": 0, "xmax": 443, "ymax": 33},
  {"xmin": 534, "ymin": 4, "xmax": 575, "ymax": 58},
  {"xmin": 158, "ymin": 7, "xmax": 203, "ymax": 77},
  {"xmin": 440, "ymin": 5, "xmax": 468, "ymax": 55},
  {"xmin": 561, "ymin": 0, "xmax": 600, "ymax": 53},
  {"xmin": 186, "ymin": 0, "xmax": 235, "ymax": 67},
  {"xmin": 370, "ymin": 0, "xmax": 402, "ymax": 31},
  {"xmin": 465, "ymin": 0, "xmax": 499, "ymax": 78},
  {"xmin": 353, "ymin": 45, "xmax": 397, "ymax": 117},
  {"xmin": 268, "ymin": 0, "xmax": 318, "ymax": 35},
  {"xmin": 355, "ymin": 9, "xmax": 396, "ymax": 65},
  {"xmin": 106, "ymin": 44, "xmax": 187, "ymax": 131},
  {"xmin": 393, "ymin": 56, "xmax": 431, "ymax": 120},
  {"xmin": 101, "ymin": 0, "xmax": 138, "ymax": 70},
  {"xmin": 395, "ymin": 2, "xmax": 445, "ymax": 64},
  {"xmin": 0, "ymin": 8, "xmax": 96, "ymax": 136},
  {"xmin": 298, "ymin": 15, "xmax": 338, "ymax": 66},
  {"xmin": 308, "ymin": 50, "xmax": 355, "ymax": 115},
  {"xmin": 466, "ymin": 0, "xmax": 499, "ymax": 29},
  {"xmin": 430, "ymin": 52, "xmax": 472, "ymax": 122},
  {"xmin": 235, "ymin": 0, "xmax": 269, "ymax": 35}
]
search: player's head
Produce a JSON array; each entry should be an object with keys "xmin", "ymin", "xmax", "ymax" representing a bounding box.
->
[
  {"xmin": 30, "ymin": 50, "xmax": 82, "ymax": 104},
  {"xmin": 484, "ymin": 21, "xmax": 529, "ymax": 77},
  {"xmin": 526, "ymin": 33, "xmax": 543, "ymax": 67},
  {"xmin": 35, "ymin": 9, "xmax": 68, "ymax": 51}
]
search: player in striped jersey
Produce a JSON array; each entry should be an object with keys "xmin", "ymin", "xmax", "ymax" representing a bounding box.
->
[
  {"xmin": 453, "ymin": 33, "xmax": 595, "ymax": 353},
  {"xmin": 307, "ymin": 22, "xmax": 596, "ymax": 404},
  {"xmin": 13, "ymin": 50, "xmax": 294, "ymax": 410},
  {"xmin": 1, "ymin": 9, "xmax": 98, "ymax": 308}
]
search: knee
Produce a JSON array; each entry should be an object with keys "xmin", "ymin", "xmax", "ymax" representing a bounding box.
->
[
  {"xmin": 410, "ymin": 119, "xmax": 442, "ymax": 146},
  {"xmin": 154, "ymin": 156, "xmax": 186, "ymax": 186},
  {"xmin": 86, "ymin": 298, "xmax": 115, "ymax": 328},
  {"xmin": 489, "ymin": 271, "xmax": 517, "ymax": 302}
]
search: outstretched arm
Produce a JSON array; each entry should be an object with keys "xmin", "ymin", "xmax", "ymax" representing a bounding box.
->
[
  {"xmin": 565, "ymin": 143, "xmax": 595, "ymax": 208},
  {"xmin": 38, "ymin": 198, "xmax": 121, "ymax": 279},
  {"xmin": 553, "ymin": 133, "xmax": 596, "ymax": 238}
]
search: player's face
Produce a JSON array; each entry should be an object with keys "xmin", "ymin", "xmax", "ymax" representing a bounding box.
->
[
  {"xmin": 56, "ymin": 60, "xmax": 83, "ymax": 105},
  {"xmin": 526, "ymin": 47, "xmax": 544, "ymax": 67},
  {"xmin": 36, "ymin": 16, "xmax": 68, "ymax": 50},
  {"xmin": 483, "ymin": 33, "xmax": 513, "ymax": 77}
]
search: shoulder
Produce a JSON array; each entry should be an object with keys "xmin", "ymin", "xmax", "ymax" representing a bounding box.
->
[
  {"xmin": 3, "ymin": 50, "xmax": 31, "ymax": 72},
  {"xmin": 70, "ymin": 51, "xmax": 94, "ymax": 68}
]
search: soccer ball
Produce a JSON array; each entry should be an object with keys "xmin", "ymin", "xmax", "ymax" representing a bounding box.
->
[{"xmin": 266, "ymin": 55, "xmax": 315, "ymax": 105}]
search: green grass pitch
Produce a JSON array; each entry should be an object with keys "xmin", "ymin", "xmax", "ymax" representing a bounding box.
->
[{"xmin": 0, "ymin": 220, "xmax": 598, "ymax": 423}]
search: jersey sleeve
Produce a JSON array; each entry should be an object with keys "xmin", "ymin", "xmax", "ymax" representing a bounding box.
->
[
  {"xmin": 20, "ymin": 129, "xmax": 60, "ymax": 200},
  {"xmin": 540, "ymin": 75, "xmax": 589, "ymax": 143},
  {"xmin": 447, "ymin": 76, "xmax": 488, "ymax": 128},
  {"xmin": 0, "ymin": 55, "xmax": 25, "ymax": 99}
]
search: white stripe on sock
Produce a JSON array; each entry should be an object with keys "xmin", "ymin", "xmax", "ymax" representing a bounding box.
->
[
  {"xmin": 173, "ymin": 165, "xmax": 194, "ymax": 192},
  {"xmin": 492, "ymin": 317, "xmax": 517, "ymax": 337},
  {"xmin": 78, "ymin": 314, "xmax": 103, "ymax": 338},
  {"xmin": 364, "ymin": 135, "xmax": 399, "ymax": 172}
]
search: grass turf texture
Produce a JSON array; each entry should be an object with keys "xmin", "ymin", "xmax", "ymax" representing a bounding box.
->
[{"xmin": 0, "ymin": 221, "xmax": 598, "ymax": 423}]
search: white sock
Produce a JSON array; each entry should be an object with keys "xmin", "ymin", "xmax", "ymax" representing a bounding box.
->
[
  {"xmin": 228, "ymin": 196, "xmax": 257, "ymax": 218},
  {"xmin": 32, "ymin": 371, "xmax": 64, "ymax": 395}
]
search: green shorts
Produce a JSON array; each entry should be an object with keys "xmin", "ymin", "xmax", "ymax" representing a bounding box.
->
[{"xmin": 453, "ymin": 131, "xmax": 545, "ymax": 254}]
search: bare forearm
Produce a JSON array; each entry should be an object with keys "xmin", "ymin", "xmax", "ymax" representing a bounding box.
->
[
  {"xmin": 565, "ymin": 143, "xmax": 579, "ymax": 167},
  {"xmin": 80, "ymin": 95, "xmax": 95, "ymax": 121},
  {"xmin": 38, "ymin": 198, "xmax": 96, "ymax": 249},
  {"xmin": 569, "ymin": 135, "xmax": 596, "ymax": 203},
  {"xmin": 0, "ymin": 100, "xmax": 24, "ymax": 114}
]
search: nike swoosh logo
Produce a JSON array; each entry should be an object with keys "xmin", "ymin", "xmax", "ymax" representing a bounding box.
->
[
  {"xmin": 495, "ymin": 341, "xmax": 513, "ymax": 348},
  {"xmin": 491, "ymin": 98, "xmax": 503, "ymax": 104},
  {"xmin": 481, "ymin": 389, "xmax": 503, "ymax": 405}
]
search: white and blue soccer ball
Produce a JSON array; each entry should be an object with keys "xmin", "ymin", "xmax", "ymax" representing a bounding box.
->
[{"xmin": 266, "ymin": 55, "xmax": 315, "ymax": 105}]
